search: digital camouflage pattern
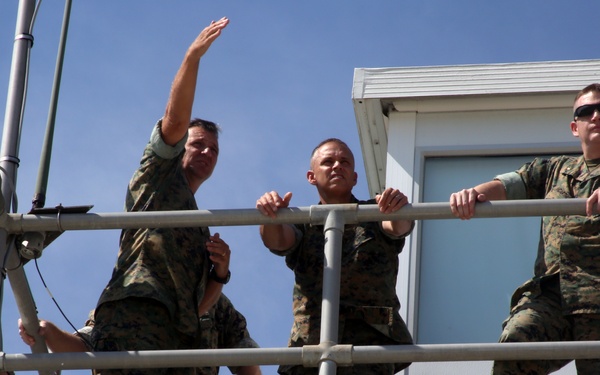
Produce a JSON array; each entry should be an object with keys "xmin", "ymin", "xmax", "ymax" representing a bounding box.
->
[
  {"xmin": 493, "ymin": 155, "xmax": 600, "ymax": 374},
  {"xmin": 93, "ymin": 298, "xmax": 196, "ymax": 375},
  {"xmin": 493, "ymin": 275, "xmax": 600, "ymax": 374},
  {"xmin": 95, "ymin": 121, "xmax": 210, "ymax": 338},
  {"xmin": 196, "ymin": 294, "xmax": 259, "ymax": 375},
  {"xmin": 272, "ymin": 196, "xmax": 413, "ymax": 375}
]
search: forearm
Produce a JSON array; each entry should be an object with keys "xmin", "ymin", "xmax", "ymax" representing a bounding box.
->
[
  {"xmin": 198, "ymin": 279, "xmax": 223, "ymax": 316},
  {"xmin": 162, "ymin": 18, "xmax": 228, "ymax": 146},
  {"xmin": 474, "ymin": 180, "xmax": 507, "ymax": 200},
  {"xmin": 43, "ymin": 323, "xmax": 87, "ymax": 353},
  {"xmin": 162, "ymin": 53, "xmax": 200, "ymax": 146},
  {"xmin": 382, "ymin": 219, "xmax": 414, "ymax": 237},
  {"xmin": 259, "ymin": 224, "xmax": 295, "ymax": 252}
]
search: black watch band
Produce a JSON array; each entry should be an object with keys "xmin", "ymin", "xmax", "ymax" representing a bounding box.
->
[{"xmin": 209, "ymin": 269, "xmax": 231, "ymax": 284}]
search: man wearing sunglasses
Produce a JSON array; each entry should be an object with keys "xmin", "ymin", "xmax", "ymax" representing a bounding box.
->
[{"xmin": 449, "ymin": 83, "xmax": 600, "ymax": 374}]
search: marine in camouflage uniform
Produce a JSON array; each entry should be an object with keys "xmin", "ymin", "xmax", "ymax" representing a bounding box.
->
[
  {"xmin": 492, "ymin": 156, "xmax": 600, "ymax": 374},
  {"xmin": 91, "ymin": 18, "xmax": 230, "ymax": 375},
  {"xmin": 196, "ymin": 294, "xmax": 260, "ymax": 375},
  {"xmin": 450, "ymin": 83, "xmax": 600, "ymax": 375},
  {"xmin": 92, "ymin": 121, "xmax": 212, "ymax": 373},
  {"xmin": 274, "ymin": 196, "xmax": 413, "ymax": 375},
  {"xmin": 257, "ymin": 138, "xmax": 414, "ymax": 375}
]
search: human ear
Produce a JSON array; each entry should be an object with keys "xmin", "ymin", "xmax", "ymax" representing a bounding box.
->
[
  {"xmin": 570, "ymin": 121, "xmax": 579, "ymax": 137},
  {"xmin": 307, "ymin": 170, "xmax": 317, "ymax": 185}
]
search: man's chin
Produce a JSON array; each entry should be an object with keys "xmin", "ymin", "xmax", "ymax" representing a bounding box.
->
[{"xmin": 325, "ymin": 184, "xmax": 352, "ymax": 195}]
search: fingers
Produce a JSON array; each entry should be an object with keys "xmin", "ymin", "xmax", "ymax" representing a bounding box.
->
[
  {"xmin": 190, "ymin": 17, "xmax": 229, "ymax": 58},
  {"xmin": 206, "ymin": 233, "xmax": 231, "ymax": 261},
  {"xmin": 376, "ymin": 188, "xmax": 408, "ymax": 214},
  {"xmin": 256, "ymin": 191, "xmax": 292, "ymax": 218},
  {"xmin": 450, "ymin": 188, "xmax": 479, "ymax": 220},
  {"xmin": 18, "ymin": 318, "xmax": 36, "ymax": 346},
  {"xmin": 586, "ymin": 189, "xmax": 600, "ymax": 216}
]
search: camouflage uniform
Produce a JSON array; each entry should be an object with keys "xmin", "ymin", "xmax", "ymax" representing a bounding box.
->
[
  {"xmin": 92, "ymin": 120, "xmax": 211, "ymax": 375},
  {"xmin": 196, "ymin": 294, "xmax": 260, "ymax": 375},
  {"xmin": 492, "ymin": 155, "xmax": 600, "ymax": 375},
  {"xmin": 271, "ymin": 196, "xmax": 413, "ymax": 375},
  {"xmin": 76, "ymin": 323, "xmax": 98, "ymax": 375}
]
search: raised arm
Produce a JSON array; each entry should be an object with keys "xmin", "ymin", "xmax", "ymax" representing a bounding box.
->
[{"xmin": 162, "ymin": 17, "xmax": 229, "ymax": 146}]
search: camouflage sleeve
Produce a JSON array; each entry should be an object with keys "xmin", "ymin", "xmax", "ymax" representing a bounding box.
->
[
  {"xmin": 513, "ymin": 157, "xmax": 559, "ymax": 199},
  {"xmin": 218, "ymin": 303, "xmax": 259, "ymax": 374},
  {"xmin": 127, "ymin": 120, "xmax": 190, "ymax": 212},
  {"xmin": 149, "ymin": 118, "xmax": 188, "ymax": 159},
  {"xmin": 75, "ymin": 326, "xmax": 94, "ymax": 351},
  {"xmin": 217, "ymin": 295, "xmax": 252, "ymax": 349},
  {"xmin": 495, "ymin": 157, "xmax": 561, "ymax": 200}
]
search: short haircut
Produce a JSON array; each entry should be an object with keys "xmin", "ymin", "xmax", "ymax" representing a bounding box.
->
[
  {"xmin": 574, "ymin": 83, "xmax": 600, "ymax": 104},
  {"xmin": 189, "ymin": 118, "xmax": 221, "ymax": 138},
  {"xmin": 311, "ymin": 138, "xmax": 352, "ymax": 158},
  {"xmin": 309, "ymin": 138, "xmax": 355, "ymax": 170}
]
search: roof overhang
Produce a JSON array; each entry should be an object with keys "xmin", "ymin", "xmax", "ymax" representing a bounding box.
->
[{"xmin": 352, "ymin": 59, "xmax": 600, "ymax": 196}]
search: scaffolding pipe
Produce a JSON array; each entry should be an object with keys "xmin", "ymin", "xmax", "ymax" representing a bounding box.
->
[
  {"xmin": 1, "ymin": 0, "xmax": 35, "ymax": 174},
  {"xmin": 5, "ymin": 341, "xmax": 600, "ymax": 372},
  {"xmin": 4, "ymin": 241, "xmax": 48, "ymax": 356},
  {"xmin": 0, "ymin": 347, "xmax": 303, "ymax": 372},
  {"xmin": 351, "ymin": 341, "xmax": 600, "ymax": 363},
  {"xmin": 1, "ymin": 2, "xmax": 53, "ymax": 374},
  {"xmin": 0, "ymin": 198, "xmax": 591, "ymax": 374},
  {"xmin": 0, "ymin": 198, "xmax": 589, "ymax": 234},
  {"xmin": 32, "ymin": 0, "xmax": 73, "ymax": 209},
  {"xmin": 318, "ymin": 209, "xmax": 345, "ymax": 375},
  {"xmin": 7, "ymin": 268, "xmax": 45, "ymax": 351}
]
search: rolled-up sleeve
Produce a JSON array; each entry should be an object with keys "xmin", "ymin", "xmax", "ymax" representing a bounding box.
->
[
  {"xmin": 150, "ymin": 119, "xmax": 188, "ymax": 159},
  {"xmin": 494, "ymin": 171, "xmax": 527, "ymax": 200}
]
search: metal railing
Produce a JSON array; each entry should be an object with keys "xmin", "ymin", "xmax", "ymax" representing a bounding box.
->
[{"xmin": 0, "ymin": 198, "xmax": 594, "ymax": 374}]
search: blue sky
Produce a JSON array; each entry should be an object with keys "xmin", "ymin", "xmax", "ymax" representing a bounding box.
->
[{"xmin": 1, "ymin": 1, "xmax": 600, "ymax": 374}]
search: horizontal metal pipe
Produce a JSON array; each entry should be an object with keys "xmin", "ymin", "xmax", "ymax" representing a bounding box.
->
[
  {"xmin": 352, "ymin": 341, "xmax": 600, "ymax": 363},
  {"xmin": 2, "ymin": 347, "xmax": 302, "ymax": 372},
  {"xmin": 4, "ymin": 341, "xmax": 600, "ymax": 372},
  {"xmin": 0, "ymin": 199, "xmax": 588, "ymax": 234}
]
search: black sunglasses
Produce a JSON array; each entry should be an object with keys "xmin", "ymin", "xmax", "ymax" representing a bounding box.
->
[{"xmin": 574, "ymin": 102, "xmax": 600, "ymax": 119}]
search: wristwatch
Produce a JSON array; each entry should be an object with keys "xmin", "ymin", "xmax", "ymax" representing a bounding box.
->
[{"xmin": 209, "ymin": 268, "xmax": 231, "ymax": 284}]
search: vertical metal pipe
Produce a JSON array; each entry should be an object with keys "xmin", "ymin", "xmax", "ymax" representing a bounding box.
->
[
  {"xmin": 2, "ymin": 2, "xmax": 36, "ymax": 202},
  {"xmin": 319, "ymin": 361, "xmax": 338, "ymax": 375},
  {"xmin": 2, "ymin": 2, "xmax": 53, "ymax": 374},
  {"xmin": 0, "ymin": 0, "xmax": 37, "ymax": 349},
  {"xmin": 32, "ymin": 0, "xmax": 73, "ymax": 209},
  {"xmin": 7, "ymin": 248, "xmax": 49, "ymax": 356},
  {"xmin": 318, "ymin": 209, "xmax": 345, "ymax": 375}
]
